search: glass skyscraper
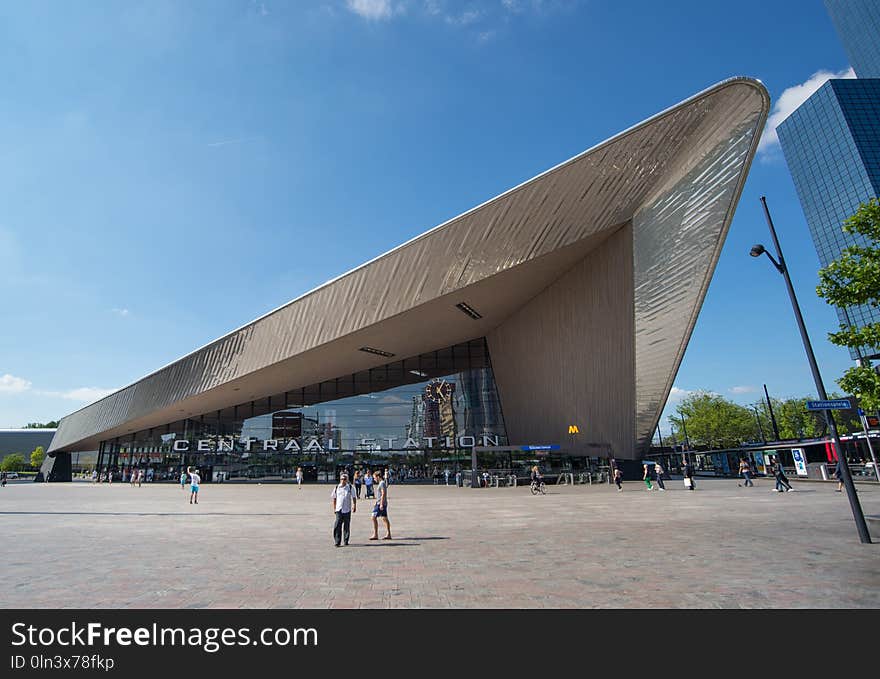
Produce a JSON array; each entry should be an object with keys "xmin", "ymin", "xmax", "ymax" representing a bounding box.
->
[
  {"xmin": 777, "ymin": 2, "xmax": 880, "ymax": 359},
  {"xmin": 825, "ymin": 0, "xmax": 880, "ymax": 78}
]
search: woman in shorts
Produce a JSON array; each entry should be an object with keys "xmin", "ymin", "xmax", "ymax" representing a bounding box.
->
[{"xmin": 369, "ymin": 471, "xmax": 391, "ymax": 540}]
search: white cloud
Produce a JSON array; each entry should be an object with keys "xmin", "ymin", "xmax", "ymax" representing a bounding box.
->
[
  {"xmin": 667, "ymin": 386, "xmax": 691, "ymax": 403},
  {"xmin": 447, "ymin": 9, "xmax": 481, "ymax": 25},
  {"xmin": 0, "ymin": 374, "xmax": 32, "ymax": 393},
  {"xmin": 759, "ymin": 67, "xmax": 855, "ymax": 155},
  {"xmin": 346, "ymin": 0, "xmax": 396, "ymax": 20},
  {"xmin": 729, "ymin": 385, "xmax": 758, "ymax": 394},
  {"xmin": 207, "ymin": 136, "xmax": 261, "ymax": 148},
  {"xmin": 111, "ymin": 308, "xmax": 131, "ymax": 317},
  {"xmin": 39, "ymin": 387, "xmax": 119, "ymax": 403}
]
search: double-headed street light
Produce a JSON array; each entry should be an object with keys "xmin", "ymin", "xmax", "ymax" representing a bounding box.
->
[{"xmin": 751, "ymin": 196, "xmax": 871, "ymax": 543}]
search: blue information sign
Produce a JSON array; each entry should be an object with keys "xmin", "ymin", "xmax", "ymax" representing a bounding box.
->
[
  {"xmin": 805, "ymin": 399, "xmax": 851, "ymax": 411},
  {"xmin": 520, "ymin": 445, "xmax": 561, "ymax": 451}
]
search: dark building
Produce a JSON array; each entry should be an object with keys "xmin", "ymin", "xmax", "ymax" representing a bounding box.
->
[
  {"xmin": 778, "ymin": 1, "xmax": 880, "ymax": 359},
  {"xmin": 0, "ymin": 429, "xmax": 56, "ymax": 458}
]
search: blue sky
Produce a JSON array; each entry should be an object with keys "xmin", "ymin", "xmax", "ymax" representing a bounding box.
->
[{"xmin": 0, "ymin": 0, "xmax": 862, "ymax": 437}]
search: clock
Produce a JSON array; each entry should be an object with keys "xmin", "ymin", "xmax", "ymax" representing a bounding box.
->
[{"xmin": 424, "ymin": 378, "xmax": 452, "ymax": 403}]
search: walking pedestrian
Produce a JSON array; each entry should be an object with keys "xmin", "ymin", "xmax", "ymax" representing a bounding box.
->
[
  {"xmin": 188, "ymin": 466, "xmax": 200, "ymax": 505},
  {"xmin": 654, "ymin": 461, "xmax": 667, "ymax": 491},
  {"xmin": 1, "ymin": 471, "xmax": 7, "ymax": 487},
  {"xmin": 331, "ymin": 472, "xmax": 356, "ymax": 547},
  {"xmin": 369, "ymin": 470, "xmax": 391, "ymax": 540},
  {"xmin": 138, "ymin": 469, "xmax": 145, "ymax": 487},
  {"xmin": 682, "ymin": 456, "xmax": 696, "ymax": 491},
  {"xmin": 180, "ymin": 469, "xmax": 188, "ymax": 490},
  {"xmin": 444, "ymin": 468, "xmax": 450, "ymax": 486},
  {"xmin": 353, "ymin": 470, "xmax": 362, "ymax": 499},
  {"xmin": 835, "ymin": 459, "xmax": 845, "ymax": 492},
  {"xmin": 770, "ymin": 456, "xmax": 793, "ymax": 492},
  {"xmin": 364, "ymin": 469, "xmax": 374, "ymax": 498},
  {"xmin": 642, "ymin": 461, "xmax": 654, "ymax": 491},
  {"xmin": 613, "ymin": 467, "xmax": 623, "ymax": 491},
  {"xmin": 295, "ymin": 466, "xmax": 304, "ymax": 490},
  {"xmin": 738, "ymin": 457, "xmax": 754, "ymax": 487}
]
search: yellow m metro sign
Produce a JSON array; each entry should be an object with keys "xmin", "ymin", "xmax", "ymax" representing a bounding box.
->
[{"xmin": 568, "ymin": 425, "xmax": 580, "ymax": 434}]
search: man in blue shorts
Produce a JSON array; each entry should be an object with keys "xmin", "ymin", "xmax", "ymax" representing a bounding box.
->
[
  {"xmin": 369, "ymin": 470, "xmax": 391, "ymax": 540},
  {"xmin": 188, "ymin": 466, "xmax": 200, "ymax": 505}
]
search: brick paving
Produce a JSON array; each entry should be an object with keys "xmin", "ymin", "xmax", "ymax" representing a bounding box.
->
[{"xmin": 2, "ymin": 477, "xmax": 878, "ymax": 608}]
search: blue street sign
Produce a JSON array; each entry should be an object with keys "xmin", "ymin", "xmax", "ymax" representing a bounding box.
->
[
  {"xmin": 805, "ymin": 399, "xmax": 852, "ymax": 411},
  {"xmin": 520, "ymin": 445, "xmax": 560, "ymax": 451},
  {"xmin": 859, "ymin": 408, "xmax": 865, "ymax": 416}
]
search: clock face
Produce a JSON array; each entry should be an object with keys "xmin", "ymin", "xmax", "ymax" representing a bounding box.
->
[{"xmin": 424, "ymin": 378, "xmax": 452, "ymax": 403}]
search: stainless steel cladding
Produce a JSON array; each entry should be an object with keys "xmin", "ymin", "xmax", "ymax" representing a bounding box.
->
[{"xmin": 50, "ymin": 78, "xmax": 769, "ymax": 457}]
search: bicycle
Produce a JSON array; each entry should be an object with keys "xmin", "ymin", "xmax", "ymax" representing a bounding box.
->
[{"xmin": 530, "ymin": 479, "xmax": 546, "ymax": 495}]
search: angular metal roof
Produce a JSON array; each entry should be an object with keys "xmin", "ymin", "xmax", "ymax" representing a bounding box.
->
[{"xmin": 50, "ymin": 78, "xmax": 769, "ymax": 454}]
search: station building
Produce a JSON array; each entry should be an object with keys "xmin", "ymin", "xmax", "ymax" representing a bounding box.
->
[{"xmin": 45, "ymin": 78, "xmax": 769, "ymax": 483}]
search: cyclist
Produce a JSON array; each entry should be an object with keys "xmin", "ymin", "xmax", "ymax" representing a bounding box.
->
[{"xmin": 530, "ymin": 465, "xmax": 545, "ymax": 494}]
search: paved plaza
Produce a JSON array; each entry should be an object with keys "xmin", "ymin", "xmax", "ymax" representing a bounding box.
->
[{"xmin": 2, "ymin": 477, "xmax": 879, "ymax": 608}]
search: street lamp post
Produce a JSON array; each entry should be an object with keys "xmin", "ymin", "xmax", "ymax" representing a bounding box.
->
[
  {"xmin": 753, "ymin": 196, "xmax": 872, "ymax": 543},
  {"xmin": 763, "ymin": 384, "xmax": 781, "ymax": 441},
  {"xmin": 753, "ymin": 406, "xmax": 767, "ymax": 444}
]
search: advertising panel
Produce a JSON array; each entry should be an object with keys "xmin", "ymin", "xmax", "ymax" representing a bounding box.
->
[{"xmin": 791, "ymin": 448, "xmax": 808, "ymax": 476}]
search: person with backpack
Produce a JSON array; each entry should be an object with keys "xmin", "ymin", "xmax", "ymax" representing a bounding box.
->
[
  {"xmin": 642, "ymin": 461, "xmax": 655, "ymax": 491},
  {"xmin": 654, "ymin": 461, "xmax": 667, "ymax": 491},
  {"xmin": 682, "ymin": 456, "xmax": 696, "ymax": 491},
  {"xmin": 364, "ymin": 468, "xmax": 374, "ymax": 498},
  {"xmin": 738, "ymin": 458, "xmax": 754, "ymax": 487},
  {"xmin": 770, "ymin": 456, "xmax": 793, "ymax": 492}
]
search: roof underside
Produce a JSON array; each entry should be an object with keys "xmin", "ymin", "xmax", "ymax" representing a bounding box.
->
[{"xmin": 50, "ymin": 78, "xmax": 769, "ymax": 453}]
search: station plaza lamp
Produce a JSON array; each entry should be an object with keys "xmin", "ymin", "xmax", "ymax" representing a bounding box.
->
[{"xmin": 751, "ymin": 196, "xmax": 871, "ymax": 543}]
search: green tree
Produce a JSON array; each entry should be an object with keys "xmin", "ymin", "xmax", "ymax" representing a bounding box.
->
[
  {"xmin": 30, "ymin": 446, "xmax": 46, "ymax": 469},
  {"xmin": 669, "ymin": 392, "xmax": 757, "ymax": 449},
  {"xmin": 1, "ymin": 453, "xmax": 26, "ymax": 472},
  {"xmin": 816, "ymin": 198, "xmax": 880, "ymax": 410},
  {"xmin": 24, "ymin": 421, "xmax": 59, "ymax": 429},
  {"xmin": 774, "ymin": 397, "xmax": 824, "ymax": 440}
]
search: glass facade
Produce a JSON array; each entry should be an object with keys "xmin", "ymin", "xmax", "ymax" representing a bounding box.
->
[
  {"xmin": 777, "ymin": 78, "xmax": 880, "ymax": 359},
  {"xmin": 825, "ymin": 0, "xmax": 880, "ymax": 78},
  {"xmin": 95, "ymin": 339, "xmax": 510, "ymax": 482}
]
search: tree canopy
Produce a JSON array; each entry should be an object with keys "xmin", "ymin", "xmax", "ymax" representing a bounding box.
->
[
  {"xmin": 1, "ymin": 454, "xmax": 26, "ymax": 472},
  {"xmin": 665, "ymin": 392, "xmax": 860, "ymax": 450},
  {"xmin": 669, "ymin": 392, "xmax": 758, "ymax": 449},
  {"xmin": 24, "ymin": 421, "xmax": 59, "ymax": 429},
  {"xmin": 30, "ymin": 446, "xmax": 46, "ymax": 469},
  {"xmin": 816, "ymin": 198, "xmax": 880, "ymax": 410}
]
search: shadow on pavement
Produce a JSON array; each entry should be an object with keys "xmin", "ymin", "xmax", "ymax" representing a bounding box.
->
[{"xmin": 0, "ymin": 511, "xmax": 307, "ymax": 517}]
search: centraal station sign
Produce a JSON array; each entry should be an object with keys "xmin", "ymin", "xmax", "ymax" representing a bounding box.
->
[{"xmin": 168, "ymin": 434, "xmax": 502, "ymax": 453}]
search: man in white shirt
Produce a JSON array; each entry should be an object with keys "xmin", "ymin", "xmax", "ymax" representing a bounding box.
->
[
  {"xmin": 330, "ymin": 472, "xmax": 356, "ymax": 547},
  {"xmin": 188, "ymin": 466, "xmax": 201, "ymax": 505}
]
